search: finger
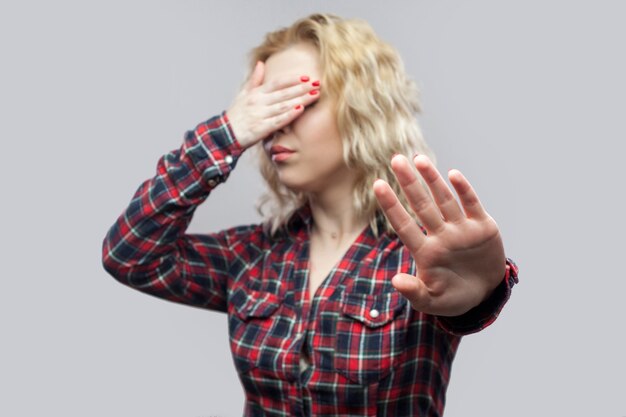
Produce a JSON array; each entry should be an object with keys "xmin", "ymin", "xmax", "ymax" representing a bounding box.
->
[
  {"xmin": 265, "ymin": 80, "xmax": 318, "ymax": 107},
  {"xmin": 265, "ymin": 88, "xmax": 321, "ymax": 118},
  {"xmin": 245, "ymin": 61, "xmax": 264, "ymax": 92},
  {"xmin": 373, "ymin": 179, "xmax": 426, "ymax": 254},
  {"xmin": 448, "ymin": 169, "xmax": 489, "ymax": 220},
  {"xmin": 413, "ymin": 154, "xmax": 465, "ymax": 223},
  {"xmin": 390, "ymin": 155, "xmax": 445, "ymax": 233},
  {"xmin": 391, "ymin": 273, "xmax": 433, "ymax": 312},
  {"xmin": 264, "ymin": 103, "xmax": 306, "ymax": 132},
  {"xmin": 261, "ymin": 74, "xmax": 312, "ymax": 95}
]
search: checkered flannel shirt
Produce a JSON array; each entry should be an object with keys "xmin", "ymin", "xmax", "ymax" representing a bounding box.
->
[{"xmin": 102, "ymin": 112, "xmax": 519, "ymax": 417}]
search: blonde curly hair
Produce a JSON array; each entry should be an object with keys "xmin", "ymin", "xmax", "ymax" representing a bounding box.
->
[{"xmin": 246, "ymin": 13, "xmax": 436, "ymax": 238}]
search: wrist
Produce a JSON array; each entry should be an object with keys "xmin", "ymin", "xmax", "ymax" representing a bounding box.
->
[
  {"xmin": 479, "ymin": 258, "xmax": 508, "ymax": 304},
  {"xmin": 224, "ymin": 110, "xmax": 250, "ymax": 149}
]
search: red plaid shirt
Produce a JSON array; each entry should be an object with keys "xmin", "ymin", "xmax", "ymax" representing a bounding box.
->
[{"xmin": 102, "ymin": 113, "xmax": 519, "ymax": 417}]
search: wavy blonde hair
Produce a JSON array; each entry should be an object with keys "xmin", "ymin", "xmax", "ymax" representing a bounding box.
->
[{"xmin": 246, "ymin": 13, "xmax": 436, "ymax": 238}]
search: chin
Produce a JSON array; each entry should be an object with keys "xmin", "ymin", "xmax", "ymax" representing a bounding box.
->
[
  {"xmin": 278, "ymin": 176, "xmax": 320, "ymax": 194},
  {"xmin": 276, "ymin": 166, "xmax": 331, "ymax": 193},
  {"xmin": 281, "ymin": 182, "xmax": 312, "ymax": 194}
]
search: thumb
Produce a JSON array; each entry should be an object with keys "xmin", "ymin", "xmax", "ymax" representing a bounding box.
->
[
  {"xmin": 246, "ymin": 60, "xmax": 264, "ymax": 91},
  {"xmin": 391, "ymin": 273, "xmax": 432, "ymax": 312}
]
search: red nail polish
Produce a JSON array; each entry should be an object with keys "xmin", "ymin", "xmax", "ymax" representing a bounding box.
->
[
  {"xmin": 300, "ymin": 76, "xmax": 310, "ymax": 82},
  {"xmin": 312, "ymin": 80, "xmax": 320, "ymax": 87},
  {"xmin": 309, "ymin": 90, "xmax": 319, "ymax": 95},
  {"xmin": 294, "ymin": 104, "xmax": 303, "ymax": 110}
]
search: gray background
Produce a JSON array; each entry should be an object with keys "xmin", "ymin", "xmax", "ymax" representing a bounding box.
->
[{"xmin": 1, "ymin": 1, "xmax": 624, "ymax": 416}]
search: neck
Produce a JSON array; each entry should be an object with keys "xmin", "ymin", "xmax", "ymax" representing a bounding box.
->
[{"xmin": 307, "ymin": 196, "xmax": 369, "ymax": 244}]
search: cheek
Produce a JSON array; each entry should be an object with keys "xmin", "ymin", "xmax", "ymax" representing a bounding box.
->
[
  {"xmin": 293, "ymin": 111, "xmax": 318, "ymax": 132},
  {"xmin": 293, "ymin": 109, "xmax": 343, "ymax": 157},
  {"xmin": 298, "ymin": 106, "xmax": 335, "ymax": 130}
]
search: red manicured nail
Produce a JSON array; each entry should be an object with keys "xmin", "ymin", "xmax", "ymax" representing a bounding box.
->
[
  {"xmin": 300, "ymin": 76, "xmax": 310, "ymax": 82},
  {"xmin": 309, "ymin": 90, "xmax": 319, "ymax": 95},
  {"xmin": 294, "ymin": 104, "xmax": 303, "ymax": 110},
  {"xmin": 312, "ymin": 80, "xmax": 320, "ymax": 87}
]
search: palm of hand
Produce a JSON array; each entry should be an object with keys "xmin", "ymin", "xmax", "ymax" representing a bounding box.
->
[{"xmin": 373, "ymin": 155, "xmax": 506, "ymax": 317}]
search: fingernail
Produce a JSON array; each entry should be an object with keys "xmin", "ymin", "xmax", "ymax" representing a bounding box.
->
[
  {"xmin": 300, "ymin": 75, "xmax": 310, "ymax": 82},
  {"xmin": 312, "ymin": 80, "xmax": 320, "ymax": 87},
  {"xmin": 294, "ymin": 104, "xmax": 303, "ymax": 110},
  {"xmin": 413, "ymin": 153, "xmax": 420, "ymax": 159},
  {"xmin": 309, "ymin": 90, "xmax": 319, "ymax": 95}
]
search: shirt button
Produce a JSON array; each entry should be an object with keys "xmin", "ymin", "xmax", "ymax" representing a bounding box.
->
[
  {"xmin": 208, "ymin": 179, "xmax": 217, "ymax": 187},
  {"xmin": 225, "ymin": 155, "xmax": 233, "ymax": 164},
  {"xmin": 369, "ymin": 309, "xmax": 380, "ymax": 319}
]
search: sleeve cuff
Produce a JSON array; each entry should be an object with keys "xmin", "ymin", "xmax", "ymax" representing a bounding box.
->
[
  {"xmin": 180, "ymin": 111, "xmax": 245, "ymax": 191},
  {"xmin": 436, "ymin": 257, "xmax": 519, "ymax": 336}
]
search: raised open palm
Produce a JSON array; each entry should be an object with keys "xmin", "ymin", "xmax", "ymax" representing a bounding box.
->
[{"xmin": 373, "ymin": 154, "xmax": 507, "ymax": 317}]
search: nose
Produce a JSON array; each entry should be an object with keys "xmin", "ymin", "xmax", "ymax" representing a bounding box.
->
[
  {"xmin": 264, "ymin": 124, "xmax": 291, "ymax": 147},
  {"xmin": 274, "ymin": 123, "xmax": 292, "ymax": 136}
]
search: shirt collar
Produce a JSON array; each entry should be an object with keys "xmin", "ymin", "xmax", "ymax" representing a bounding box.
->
[{"xmin": 284, "ymin": 202, "xmax": 312, "ymax": 240}]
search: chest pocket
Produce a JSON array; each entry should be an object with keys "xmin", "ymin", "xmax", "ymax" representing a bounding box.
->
[
  {"xmin": 334, "ymin": 290, "xmax": 409, "ymax": 385},
  {"xmin": 228, "ymin": 286, "xmax": 288, "ymax": 375}
]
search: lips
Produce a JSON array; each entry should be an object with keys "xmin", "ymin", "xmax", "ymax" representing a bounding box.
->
[{"xmin": 270, "ymin": 145, "xmax": 295, "ymax": 155}]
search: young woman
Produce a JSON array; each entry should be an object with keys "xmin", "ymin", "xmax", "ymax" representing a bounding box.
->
[{"xmin": 102, "ymin": 13, "xmax": 518, "ymax": 417}]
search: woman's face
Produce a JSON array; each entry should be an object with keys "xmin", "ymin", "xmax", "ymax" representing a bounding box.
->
[{"xmin": 262, "ymin": 43, "xmax": 356, "ymax": 194}]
